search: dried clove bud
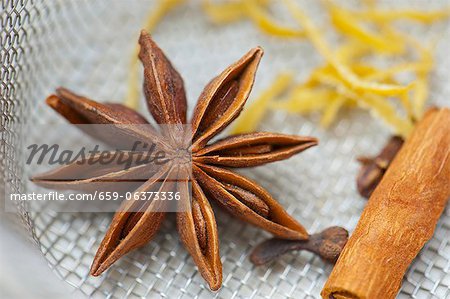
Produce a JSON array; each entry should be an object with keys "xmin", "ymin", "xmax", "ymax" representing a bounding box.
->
[
  {"xmin": 356, "ymin": 135, "xmax": 404, "ymax": 198},
  {"xmin": 250, "ymin": 226, "xmax": 349, "ymax": 265}
]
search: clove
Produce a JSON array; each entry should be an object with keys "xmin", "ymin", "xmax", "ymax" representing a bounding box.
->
[
  {"xmin": 250, "ymin": 226, "xmax": 349, "ymax": 265},
  {"xmin": 356, "ymin": 135, "xmax": 404, "ymax": 199}
]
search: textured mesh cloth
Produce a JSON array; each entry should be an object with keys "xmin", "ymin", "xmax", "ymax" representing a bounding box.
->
[{"xmin": 1, "ymin": 0, "xmax": 449, "ymax": 298}]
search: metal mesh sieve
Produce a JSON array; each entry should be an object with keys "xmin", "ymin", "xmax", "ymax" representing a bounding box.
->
[{"xmin": 1, "ymin": 0, "xmax": 449, "ymax": 298}]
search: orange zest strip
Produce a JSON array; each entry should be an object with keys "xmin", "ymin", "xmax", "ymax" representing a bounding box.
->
[
  {"xmin": 283, "ymin": 0, "xmax": 410, "ymax": 96},
  {"xmin": 232, "ymin": 72, "xmax": 294, "ymax": 134}
]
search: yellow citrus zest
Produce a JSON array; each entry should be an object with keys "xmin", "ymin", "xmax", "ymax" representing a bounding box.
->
[
  {"xmin": 133, "ymin": 0, "xmax": 445, "ymax": 138},
  {"xmin": 231, "ymin": 72, "xmax": 294, "ymax": 134},
  {"xmin": 353, "ymin": 8, "xmax": 450, "ymax": 24},
  {"xmin": 202, "ymin": 0, "xmax": 304, "ymax": 38},
  {"xmin": 328, "ymin": 4, "xmax": 404, "ymax": 54},
  {"xmin": 284, "ymin": 0, "xmax": 410, "ymax": 97},
  {"xmin": 320, "ymin": 95, "xmax": 347, "ymax": 128},
  {"xmin": 243, "ymin": 0, "xmax": 306, "ymax": 38},
  {"xmin": 202, "ymin": 0, "xmax": 249, "ymax": 24}
]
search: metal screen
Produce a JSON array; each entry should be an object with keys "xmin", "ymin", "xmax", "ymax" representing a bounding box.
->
[{"xmin": 1, "ymin": 0, "xmax": 449, "ymax": 298}]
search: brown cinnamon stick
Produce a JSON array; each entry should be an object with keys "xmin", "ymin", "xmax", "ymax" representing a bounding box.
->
[{"xmin": 322, "ymin": 107, "xmax": 450, "ymax": 299}]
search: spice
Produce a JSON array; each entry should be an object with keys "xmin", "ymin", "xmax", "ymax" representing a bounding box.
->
[
  {"xmin": 351, "ymin": 8, "xmax": 450, "ymax": 23},
  {"xmin": 284, "ymin": 0, "xmax": 409, "ymax": 97},
  {"xmin": 125, "ymin": 0, "xmax": 186, "ymax": 110},
  {"xmin": 202, "ymin": 0, "xmax": 305, "ymax": 38},
  {"xmin": 32, "ymin": 31, "xmax": 319, "ymax": 291},
  {"xmin": 227, "ymin": 0, "xmax": 446, "ymax": 136},
  {"xmin": 356, "ymin": 135, "xmax": 404, "ymax": 198},
  {"xmin": 250, "ymin": 226, "xmax": 348, "ymax": 265},
  {"xmin": 231, "ymin": 72, "xmax": 293, "ymax": 134},
  {"xmin": 322, "ymin": 107, "xmax": 450, "ymax": 299}
]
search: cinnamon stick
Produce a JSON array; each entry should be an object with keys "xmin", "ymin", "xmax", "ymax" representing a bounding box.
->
[{"xmin": 322, "ymin": 107, "xmax": 450, "ymax": 299}]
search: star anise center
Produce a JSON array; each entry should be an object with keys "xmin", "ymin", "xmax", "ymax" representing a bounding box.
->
[{"xmin": 171, "ymin": 147, "xmax": 192, "ymax": 164}]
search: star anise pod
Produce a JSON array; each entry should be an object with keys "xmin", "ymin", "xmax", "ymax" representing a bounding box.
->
[{"xmin": 32, "ymin": 30, "xmax": 318, "ymax": 290}]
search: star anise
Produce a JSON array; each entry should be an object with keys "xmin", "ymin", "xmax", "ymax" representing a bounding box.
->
[
  {"xmin": 356, "ymin": 135, "xmax": 404, "ymax": 198},
  {"xmin": 32, "ymin": 30, "xmax": 318, "ymax": 290}
]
